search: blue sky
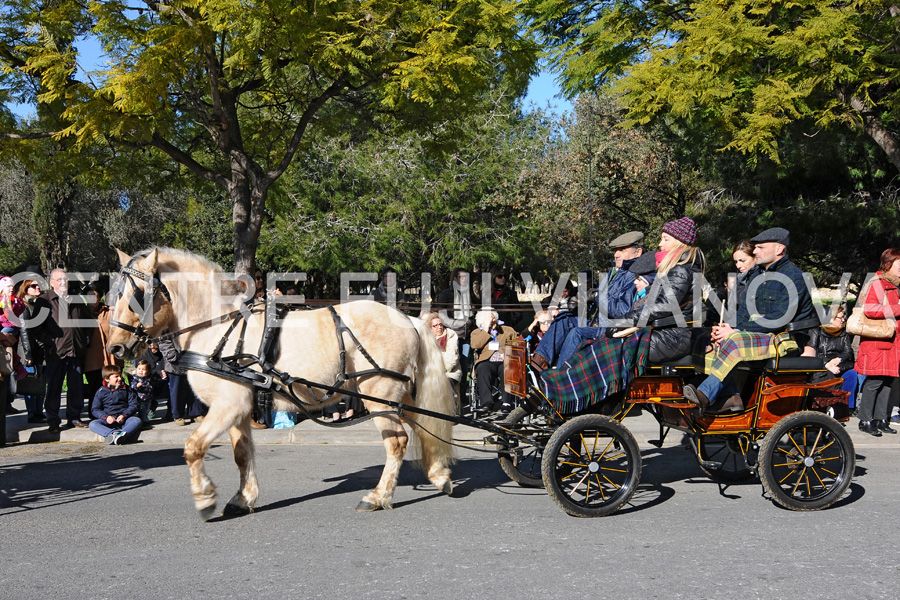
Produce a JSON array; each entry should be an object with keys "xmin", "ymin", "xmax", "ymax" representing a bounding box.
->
[{"xmin": 523, "ymin": 69, "xmax": 574, "ymax": 115}]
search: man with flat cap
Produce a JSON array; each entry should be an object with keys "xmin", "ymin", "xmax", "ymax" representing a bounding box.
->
[
  {"xmin": 532, "ymin": 231, "xmax": 645, "ymax": 370},
  {"xmin": 683, "ymin": 226, "xmax": 817, "ymax": 413}
]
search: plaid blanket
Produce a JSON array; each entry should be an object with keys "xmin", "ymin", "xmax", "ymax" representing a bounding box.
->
[
  {"xmin": 702, "ymin": 331, "xmax": 798, "ymax": 381},
  {"xmin": 540, "ymin": 328, "xmax": 652, "ymax": 414}
]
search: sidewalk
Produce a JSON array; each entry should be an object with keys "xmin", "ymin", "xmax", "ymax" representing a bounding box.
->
[{"xmin": 2, "ymin": 393, "xmax": 898, "ymax": 449}]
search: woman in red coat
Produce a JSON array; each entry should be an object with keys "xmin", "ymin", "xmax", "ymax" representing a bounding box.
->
[{"xmin": 855, "ymin": 248, "xmax": 900, "ymax": 436}]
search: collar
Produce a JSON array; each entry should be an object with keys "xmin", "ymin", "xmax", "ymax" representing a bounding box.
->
[{"xmin": 760, "ymin": 254, "xmax": 790, "ymax": 272}]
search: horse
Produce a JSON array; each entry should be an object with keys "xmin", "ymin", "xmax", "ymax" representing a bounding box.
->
[{"xmin": 106, "ymin": 247, "xmax": 456, "ymax": 520}]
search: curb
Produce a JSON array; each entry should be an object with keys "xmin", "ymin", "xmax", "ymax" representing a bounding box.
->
[{"xmin": 4, "ymin": 406, "xmax": 897, "ymax": 450}]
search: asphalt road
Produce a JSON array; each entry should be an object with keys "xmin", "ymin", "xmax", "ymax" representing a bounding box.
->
[{"xmin": 2, "ymin": 437, "xmax": 899, "ymax": 600}]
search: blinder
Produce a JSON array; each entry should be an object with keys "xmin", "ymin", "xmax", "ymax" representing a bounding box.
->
[{"xmin": 109, "ymin": 253, "xmax": 171, "ymax": 342}]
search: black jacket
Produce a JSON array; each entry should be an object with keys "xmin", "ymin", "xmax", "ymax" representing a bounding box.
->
[
  {"xmin": 20, "ymin": 296, "xmax": 62, "ymax": 364},
  {"xmin": 807, "ymin": 327, "xmax": 854, "ymax": 383},
  {"xmin": 625, "ymin": 259, "xmax": 702, "ymax": 363}
]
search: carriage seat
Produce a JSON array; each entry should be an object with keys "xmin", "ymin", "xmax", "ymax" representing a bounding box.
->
[
  {"xmin": 646, "ymin": 354, "xmax": 695, "ymax": 376},
  {"xmin": 648, "ymin": 355, "xmax": 693, "ymax": 369},
  {"xmin": 737, "ymin": 356, "xmax": 826, "ymax": 374}
]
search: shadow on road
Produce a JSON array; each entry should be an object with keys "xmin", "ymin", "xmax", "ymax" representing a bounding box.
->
[{"xmin": 0, "ymin": 447, "xmax": 186, "ymax": 515}]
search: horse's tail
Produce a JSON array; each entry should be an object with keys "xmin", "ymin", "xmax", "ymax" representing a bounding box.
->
[{"xmin": 409, "ymin": 318, "xmax": 456, "ymax": 486}]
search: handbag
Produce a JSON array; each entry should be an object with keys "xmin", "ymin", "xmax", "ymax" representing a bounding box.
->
[
  {"xmin": 0, "ymin": 346, "xmax": 13, "ymax": 376},
  {"xmin": 846, "ymin": 278, "xmax": 896, "ymax": 339}
]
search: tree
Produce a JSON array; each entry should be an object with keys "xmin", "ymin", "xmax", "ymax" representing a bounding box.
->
[
  {"xmin": 2, "ymin": 0, "xmax": 538, "ymax": 273},
  {"xmin": 261, "ymin": 87, "xmax": 555, "ymax": 289},
  {"xmin": 527, "ymin": 0, "xmax": 900, "ymax": 173},
  {"xmin": 519, "ymin": 93, "xmax": 712, "ymax": 269}
]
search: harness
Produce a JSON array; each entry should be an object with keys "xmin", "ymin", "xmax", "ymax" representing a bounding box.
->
[{"xmin": 109, "ymin": 257, "xmax": 413, "ymax": 425}]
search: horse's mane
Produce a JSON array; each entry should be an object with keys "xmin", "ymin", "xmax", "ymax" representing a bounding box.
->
[{"xmin": 148, "ymin": 246, "xmax": 245, "ymax": 297}]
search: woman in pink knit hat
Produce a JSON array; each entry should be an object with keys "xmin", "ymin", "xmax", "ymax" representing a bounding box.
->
[{"xmin": 622, "ymin": 216, "xmax": 705, "ymax": 363}]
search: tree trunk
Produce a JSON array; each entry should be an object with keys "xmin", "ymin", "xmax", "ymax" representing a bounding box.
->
[
  {"xmin": 846, "ymin": 94, "xmax": 900, "ymax": 176},
  {"xmin": 230, "ymin": 169, "xmax": 270, "ymax": 276}
]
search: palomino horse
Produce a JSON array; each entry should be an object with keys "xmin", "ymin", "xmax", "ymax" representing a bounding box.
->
[{"xmin": 106, "ymin": 247, "xmax": 456, "ymax": 520}]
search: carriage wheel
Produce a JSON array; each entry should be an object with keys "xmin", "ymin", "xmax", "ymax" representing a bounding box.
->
[
  {"xmin": 498, "ymin": 407, "xmax": 551, "ymax": 488},
  {"xmin": 542, "ymin": 415, "xmax": 641, "ymax": 517},
  {"xmin": 758, "ymin": 411, "xmax": 855, "ymax": 511},
  {"xmin": 697, "ymin": 435, "xmax": 755, "ymax": 483}
]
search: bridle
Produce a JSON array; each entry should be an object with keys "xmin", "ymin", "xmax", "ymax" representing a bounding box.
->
[{"xmin": 109, "ymin": 254, "xmax": 172, "ymax": 344}]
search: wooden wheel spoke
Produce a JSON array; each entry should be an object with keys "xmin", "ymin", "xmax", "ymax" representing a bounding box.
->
[
  {"xmin": 813, "ymin": 455, "xmax": 841, "ymax": 463},
  {"xmin": 601, "ymin": 474, "xmax": 622, "ymax": 491},
  {"xmin": 808, "ymin": 428, "xmax": 824, "ymax": 456},
  {"xmin": 566, "ymin": 469, "xmax": 592, "ymax": 498},
  {"xmin": 814, "ymin": 439, "xmax": 836, "ymax": 454},
  {"xmin": 592, "ymin": 474, "xmax": 606, "ymax": 501},
  {"xmin": 599, "ymin": 465, "xmax": 628, "ymax": 474},
  {"xmin": 810, "ymin": 466, "xmax": 827, "ymax": 491},
  {"xmin": 593, "ymin": 437, "xmax": 617, "ymax": 462},
  {"xmin": 564, "ymin": 443, "xmax": 584, "ymax": 460},
  {"xmin": 786, "ymin": 433, "xmax": 805, "ymax": 456},
  {"xmin": 790, "ymin": 466, "xmax": 808, "ymax": 495}
]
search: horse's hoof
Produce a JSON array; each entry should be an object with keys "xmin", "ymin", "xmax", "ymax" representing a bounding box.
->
[
  {"xmin": 223, "ymin": 498, "xmax": 252, "ymax": 517},
  {"xmin": 439, "ymin": 480, "xmax": 453, "ymax": 496},
  {"xmin": 198, "ymin": 504, "xmax": 217, "ymax": 522},
  {"xmin": 355, "ymin": 501, "xmax": 382, "ymax": 512}
]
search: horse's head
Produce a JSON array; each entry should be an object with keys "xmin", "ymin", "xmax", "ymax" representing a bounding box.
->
[{"xmin": 107, "ymin": 248, "xmax": 176, "ymax": 359}]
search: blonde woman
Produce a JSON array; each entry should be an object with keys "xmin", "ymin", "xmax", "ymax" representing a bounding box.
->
[{"xmin": 625, "ymin": 217, "xmax": 705, "ymax": 363}]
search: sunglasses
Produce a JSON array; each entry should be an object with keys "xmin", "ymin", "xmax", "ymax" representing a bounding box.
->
[{"xmin": 27, "ymin": 283, "xmax": 41, "ymax": 289}]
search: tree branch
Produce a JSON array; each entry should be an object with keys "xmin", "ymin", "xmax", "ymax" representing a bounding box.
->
[
  {"xmin": 145, "ymin": 132, "xmax": 229, "ymax": 189},
  {"xmin": 265, "ymin": 75, "xmax": 349, "ymax": 183},
  {"xmin": 0, "ymin": 130, "xmax": 60, "ymax": 140}
]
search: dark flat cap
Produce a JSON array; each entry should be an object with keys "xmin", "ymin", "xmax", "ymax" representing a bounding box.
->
[
  {"xmin": 609, "ymin": 231, "xmax": 644, "ymax": 249},
  {"xmin": 627, "ymin": 251, "xmax": 657, "ymax": 276},
  {"xmin": 750, "ymin": 227, "xmax": 790, "ymax": 246}
]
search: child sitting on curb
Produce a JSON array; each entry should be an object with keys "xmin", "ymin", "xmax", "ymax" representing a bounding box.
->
[{"xmin": 89, "ymin": 365, "xmax": 142, "ymax": 445}]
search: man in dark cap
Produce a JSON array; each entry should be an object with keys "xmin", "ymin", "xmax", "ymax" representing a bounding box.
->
[
  {"xmin": 531, "ymin": 231, "xmax": 645, "ymax": 370},
  {"xmin": 683, "ymin": 226, "xmax": 816, "ymax": 413}
]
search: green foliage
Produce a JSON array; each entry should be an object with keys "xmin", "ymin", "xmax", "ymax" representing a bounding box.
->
[
  {"xmin": 160, "ymin": 192, "xmax": 234, "ymax": 270},
  {"xmin": 261, "ymin": 90, "xmax": 552, "ymax": 284},
  {"xmin": 517, "ymin": 94, "xmax": 713, "ymax": 268},
  {"xmin": 528, "ymin": 0, "xmax": 900, "ymax": 172},
  {"xmin": 2, "ymin": 0, "xmax": 540, "ymax": 272}
]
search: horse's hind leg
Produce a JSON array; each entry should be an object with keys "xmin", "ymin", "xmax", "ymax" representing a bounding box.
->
[
  {"xmin": 223, "ymin": 420, "xmax": 259, "ymax": 516},
  {"xmin": 356, "ymin": 414, "xmax": 408, "ymax": 512}
]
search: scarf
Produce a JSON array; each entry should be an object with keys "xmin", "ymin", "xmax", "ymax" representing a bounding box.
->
[
  {"xmin": 655, "ymin": 249, "xmax": 674, "ymax": 267},
  {"xmin": 436, "ymin": 331, "xmax": 448, "ymax": 352},
  {"xmin": 879, "ymin": 271, "xmax": 900, "ymax": 288}
]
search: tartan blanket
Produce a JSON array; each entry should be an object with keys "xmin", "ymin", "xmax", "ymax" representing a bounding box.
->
[
  {"xmin": 702, "ymin": 331, "xmax": 798, "ymax": 381},
  {"xmin": 540, "ymin": 328, "xmax": 652, "ymax": 414}
]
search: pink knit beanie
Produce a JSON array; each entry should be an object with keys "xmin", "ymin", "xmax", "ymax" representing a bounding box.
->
[{"xmin": 661, "ymin": 217, "xmax": 697, "ymax": 246}]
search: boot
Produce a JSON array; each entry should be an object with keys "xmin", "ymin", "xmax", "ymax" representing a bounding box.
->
[
  {"xmin": 682, "ymin": 384, "xmax": 709, "ymax": 409},
  {"xmin": 530, "ymin": 354, "xmax": 549, "ymax": 373},
  {"xmin": 875, "ymin": 419, "xmax": 897, "ymax": 434},
  {"xmin": 858, "ymin": 420, "xmax": 883, "ymax": 437}
]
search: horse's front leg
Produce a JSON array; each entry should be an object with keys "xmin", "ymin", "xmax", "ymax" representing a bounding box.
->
[
  {"xmin": 184, "ymin": 407, "xmax": 239, "ymax": 521},
  {"xmin": 356, "ymin": 414, "xmax": 408, "ymax": 512},
  {"xmin": 223, "ymin": 419, "xmax": 259, "ymax": 516}
]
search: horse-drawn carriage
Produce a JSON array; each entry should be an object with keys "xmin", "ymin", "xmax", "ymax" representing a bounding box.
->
[
  {"xmin": 106, "ymin": 247, "xmax": 854, "ymax": 520},
  {"xmin": 491, "ymin": 329, "xmax": 855, "ymax": 517}
]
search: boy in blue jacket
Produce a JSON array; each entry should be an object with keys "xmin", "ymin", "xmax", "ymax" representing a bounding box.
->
[{"xmin": 89, "ymin": 365, "xmax": 142, "ymax": 445}]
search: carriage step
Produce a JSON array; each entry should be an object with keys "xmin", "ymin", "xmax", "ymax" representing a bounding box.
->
[
  {"xmin": 627, "ymin": 397, "xmax": 696, "ymax": 408},
  {"xmin": 699, "ymin": 460, "xmax": 722, "ymax": 470}
]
